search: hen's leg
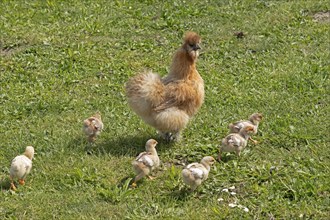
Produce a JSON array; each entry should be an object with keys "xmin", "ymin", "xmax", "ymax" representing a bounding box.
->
[
  {"xmin": 171, "ymin": 132, "xmax": 181, "ymax": 142},
  {"xmin": 159, "ymin": 132, "xmax": 172, "ymax": 142}
]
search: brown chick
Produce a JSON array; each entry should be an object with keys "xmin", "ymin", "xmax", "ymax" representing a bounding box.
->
[
  {"xmin": 228, "ymin": 113, "xmax": 263, "ymax": 144},
  {"xmin": 83, "ymin": 112, "xmax": 104, "ymax": 142},
  {"xmin": 126, "ymin": 32, "xmax": 204, "ymax": 142},
  {"xmin": 218, "ymin": 125, "xmax": 255, "ymax": 160},
  {"xmin": 132, "ymin": 139, "xmax": 160, "ymax": 187},
  {"xmin": 182, "ymin": 156, "xmax": 216, "ymax": 191}
]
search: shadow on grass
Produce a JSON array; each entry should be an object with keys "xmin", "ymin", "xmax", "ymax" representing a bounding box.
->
[
  {"xmin": 0, "ymin": 178, "xmax": 11, "ymax": 191},
  {"xmin": 167, "ymin": 188, "xmax": 195, "ymax": 201},
  {"xmin": 67, "ymin": 132, "xmax": 177, "ymax": 157},
  {"xmin": 218, "ymin": 154, "xmax": 237, "ymax": 163}
]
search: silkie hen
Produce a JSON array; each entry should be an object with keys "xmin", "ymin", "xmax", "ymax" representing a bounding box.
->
[{"xmin": 126, "ymin": 32, "xmax": 204, "ymax": 141}]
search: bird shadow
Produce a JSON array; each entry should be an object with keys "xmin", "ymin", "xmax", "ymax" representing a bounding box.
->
[
  {"xmin": 0, "ymin": 178, "xmax": 11, "ymax": 191},
  {"xmin": 218, "ymin": 154, "xmax": 237, "ymax": 163},
  {"xmin": 117, "ymin": 176, "xmax": 134, "ymax": 188},
  {"xmin": 67, "ymin": 133, "xmax": 177, "ymax": 157},
  {"xmin": 166, "ymin": 187, "xmax": 196, "ymax": 201}
]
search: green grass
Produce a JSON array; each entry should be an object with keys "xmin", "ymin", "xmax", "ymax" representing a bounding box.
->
[{"xmin": 1, "ymin": 0, "xmax": 329, "ymax": 219}]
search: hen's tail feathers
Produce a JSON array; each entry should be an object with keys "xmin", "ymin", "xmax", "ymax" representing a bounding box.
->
[{"xmin": 126, "ymin": 71, "xmax": 164, "ymax": 115}]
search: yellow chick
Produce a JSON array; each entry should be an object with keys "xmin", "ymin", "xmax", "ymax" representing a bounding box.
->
[
  {"xmin": 181, "ymin": 156, "xmax": 216, "ymax": 191},
  {"xmin": 83, "ymin": 112, "xmax": 104, "ymax": 142},
  {"xmin": 218, "ymin": 125, "xmax": 255, "ymax": 160},
  {"xmin": 132, "ymin": 139, "xmax": 160, "ymax": 187},
  {"xmin": 10, "ymin": 146, "xmax": 35, "ymax": 191},
  {"xmin": 228, "ymin": 113, "xmax": 263, "ymax": 144}
]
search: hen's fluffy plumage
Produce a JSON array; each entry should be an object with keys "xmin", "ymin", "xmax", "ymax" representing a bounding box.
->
[
  {"xmin": 132, "ymin": 139, "xmax": 160, "ymax": 187},
  {"xmin": 10, "ymin": 146, "xmax": 34, "ymax": 191},
  {"xmin": 181, "ymin": 156, "xmax": 215, "ymax": 191},
  {"xmin": 83, "ymin": 112, "xmax": 104, "ymax": 142},
  {"xmin": 218, "ymin": 126, "xmax": 255, "ymax": 160},
  {"xmin": 126, "ymin": 32, "xmax": 204, "ymax": 141}
]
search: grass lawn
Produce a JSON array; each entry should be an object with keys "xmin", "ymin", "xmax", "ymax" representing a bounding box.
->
[{"xmin": 1, "ymin": 0, "xmax": 329, "ymax": 219}]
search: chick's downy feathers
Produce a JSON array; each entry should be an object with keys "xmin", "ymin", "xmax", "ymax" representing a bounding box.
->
[
  {"xmin": 218, "ymin": 125, "xmax": 255, "ymax": 160},
  {"xmin": 126, "ymin": 32, "xmax": 204, "ymax": 142},
  {"xmin": 181, "ymin": 156, "xmax": 215, "ymax": 191},
  {"xmin": 83, "ymin": 112, "xmax": 104, "ymax": 142},
  {"xmin": 228, "ymin": 113, "xmax": 263, "ymax": 145},
  {"xmin": 10, "ymin": 146, "xmax": 35, "ymax": 190},
  {"xmin": 132, "ymin": 139, "xmax": 160, "ymax": 187},
  {"xmin": 229, "ymin": 113, "xmax": 262, "ymax": 134}
]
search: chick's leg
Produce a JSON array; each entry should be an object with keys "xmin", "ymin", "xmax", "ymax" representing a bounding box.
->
[
  {"xmin": 19, "ymin": 179, "xmax": 25, "ymax": 185},
  {"xmin": 132, "ymin": 172, "xmax": 146, "ymax": 188},
  {"xmin": 88, "ymin": 135, "xmax": 96, "ymax": 143},
  {"xmin": 249, "ymin": 137, "xmax": 258, "ymax": 144},
  {"xmin": 9, "ymin": 176, "xmax": 17, "ymax": 191},
  {"xmin": 190, "ymin": 186, "xmax": 197, "ymax": 192},
  {"xmin": 147, "ymin": 175, "xmax": 156, "ymax": 180},
  {"xmin": 217, "ymin": 148, "xmax": 222, "ymax": 161}
]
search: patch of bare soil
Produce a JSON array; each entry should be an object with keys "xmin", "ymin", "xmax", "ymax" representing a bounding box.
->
[
  {"xmin": 313, "ymin": 11, "xmax": 330, "ymax": 23},
  {"xmin": 0, "ymin": 42, "xmax": 28, "ymax": 57}
]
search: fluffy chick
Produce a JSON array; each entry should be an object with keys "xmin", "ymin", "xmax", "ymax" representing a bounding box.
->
[
  {"xmin": 218, "ymin": 125, "xmax": 255, "ymax": 160},
  {"xmin": 10, "ymin": 146, "xmax": 35, "ymax": 191},
  {"xmin": 228, "ymin": 113, "xmax": 263, "ymax": 144},
  {"xmin": 83, "ymin": 112, "xmax": 104, "ymax": 142},
  {"xmin": 181, "ymin": 156, "xmax": 216, "ymax": 191},
  {"xmin": 126, "ymin": 32, "xmax": 204, "ymax": 142},
  {"xmin": 132, "ymin": 139, "xmax": 160, "ymax": 187}
]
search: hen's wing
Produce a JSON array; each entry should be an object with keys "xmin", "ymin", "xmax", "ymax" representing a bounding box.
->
[{"xmin": 154, "ymin": 81, "xmax": 200, "ymax": 112}]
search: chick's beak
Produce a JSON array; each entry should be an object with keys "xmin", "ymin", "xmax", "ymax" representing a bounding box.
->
[{"xmin": 193, "ymin": 44, "xmax": 201, "ymax": 51}]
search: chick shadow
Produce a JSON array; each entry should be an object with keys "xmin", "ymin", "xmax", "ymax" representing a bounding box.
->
[
  {"xmin": 68, "ymin": 132, "xmax": 177, "ymax": 157},
  {"xmin": 218, "ymin": 154, "xmax": 237, "ymax": 163},
  {"xmin": 0, "ymin": 178, "xmax": 11, "ymax": 191},
  {"xmin": 166, "ymin": 187, "xmax": 197, "ymax": 202}
]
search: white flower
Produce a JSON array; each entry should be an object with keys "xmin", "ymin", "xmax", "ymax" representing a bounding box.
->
[
  {"xmin": 228, "ymin": 203, "xmax": 237, "ymax": 208},
  {"xmin": 237, "ymin": 205, "xmax": 249, "ymax": 212},
  {"xmin": 230, "ymin": 192, "xmax": 237, "ymax": 195},
  {"xmin": 229, "ymin": 186, "xmax": 236, "ymax": 190},
  {"xmin": 217, "ymin": 198, "xmax": 224, "ymax": 202},
  {"xmin": 222, "ymin": 188, "xmax": 229, "ymax": 192}
]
